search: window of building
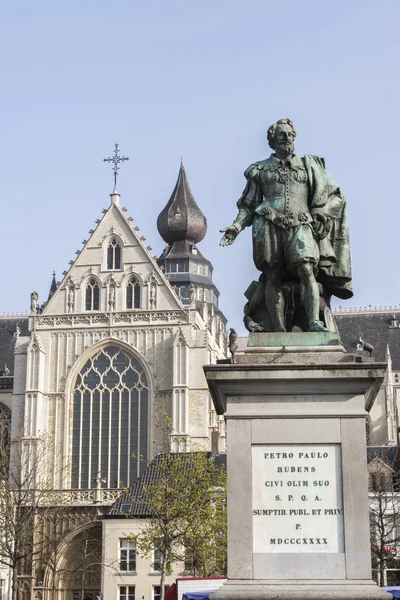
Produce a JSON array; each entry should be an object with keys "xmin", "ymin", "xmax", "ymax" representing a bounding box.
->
[
  {"xmin": 19, "ymin": 582, "xmax": 30, "ymax": 600},
  {"xmin": 153, "ymin": 548, "xmax": 162, "ymax": 572},
  {"xmin": 119, "ymin": 538, "xmax": 136, "ymax": 572},
  {"xmin": 179, "ymin": 286, "xmax": 189, "ymax": 300},
  {"xmin": 85, "ymin": 278, "xmax": 100, "ymax": 311},
  {"xmin": 107, "ymin": 238, "xmax": 121, "ymax": 270},
  {"xmin": 196, "ymin": 263, "xmax": 210, "ymax": 277},
  {"xmin": 0, "ymin": 579, "xmax": 4, "ymax": 600},
  {"xmin": 153, "ymin": 586, "xmax": 169, "ymax": 600},
  {"xmin": 72, "ymin": 345, "xmax": 149, "ymax": 489},
  {"xmin": 126, "ymin": 277, "xmax": 141, "ymax": 309},
  {"xmin": 370, "ymin": 472, "xmax": 387, "ymax": 492},
  {"xmin": 0, "ymin": 402, "xmax": 11, "ymax": 448},
  {"xmin": 166, "ymin": 261, "xmax": 187, "ymax": 273},
  {"xmin": 119, "ymin": 586, "xmax": 135, "ymax": 600}
]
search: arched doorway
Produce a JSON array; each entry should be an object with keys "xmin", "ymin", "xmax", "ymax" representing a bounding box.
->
[{"xmin": 43, "ymin": 521, "xmax": 102, "ymax": 600}]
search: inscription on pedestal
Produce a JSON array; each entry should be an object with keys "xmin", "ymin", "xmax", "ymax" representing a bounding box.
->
[{"xmin": 252, "ymin": 444, "xmax": 344, "ymax": 553}]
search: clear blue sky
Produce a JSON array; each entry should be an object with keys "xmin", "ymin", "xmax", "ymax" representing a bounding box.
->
[{"xmin": 1, "ymin": 0, "xmax": 399, "ymax": 332}]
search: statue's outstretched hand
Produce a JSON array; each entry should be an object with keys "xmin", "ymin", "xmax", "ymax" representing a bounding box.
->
[{"xmin": 220, "ymin": 226, "xmax": 239, "ymax": 246}]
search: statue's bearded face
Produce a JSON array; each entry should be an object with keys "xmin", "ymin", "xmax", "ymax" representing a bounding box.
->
[{"xmin": 273, "ymin": 123, "xmax": 295, "ymax": 157}]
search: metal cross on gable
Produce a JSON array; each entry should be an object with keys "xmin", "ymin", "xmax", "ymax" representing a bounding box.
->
[{"xmin": 103, "ymin": 143, "xmax": 129, "ymax": 189}]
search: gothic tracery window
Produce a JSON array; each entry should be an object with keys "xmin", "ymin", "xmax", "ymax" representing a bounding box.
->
[
  {"xmin": 0, "ymin": 402, "xmax": 11, "ymax": 451},
  {"xmin": 126, "ymin": 277, "xmax": 141, "ymax": 309},
  {"xmin": 107, "ymin": 238, "xmax": 121, "ymax": 270},
  {"xmin": 71, "ymin": 346, "xmax": 148, "ymax": 489},
  {"xmin": 85, "ymin": 278, "xmax": 100, "ymax": 311}
]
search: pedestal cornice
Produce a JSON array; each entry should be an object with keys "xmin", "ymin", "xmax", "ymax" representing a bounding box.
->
[{"xmin": 204, "ymin": 361, "xmax": 386, "ymax": 416}]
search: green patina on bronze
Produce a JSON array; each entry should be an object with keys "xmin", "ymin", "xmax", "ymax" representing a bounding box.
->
[
  {"xmin": 220, "ymin": 118, "xmax": 352, "ymax": 334},
  {"xmin": 247, "ymin": 331, "xmax": 342, "ymax": 348}
]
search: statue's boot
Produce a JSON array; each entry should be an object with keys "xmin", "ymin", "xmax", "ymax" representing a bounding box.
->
[
  {"xmin": 269, "ymin": 305, "xmax": 286, "ymax": 332},
  {"xmin": 265, "ymin": 279, "xmax": 286, "ymax": 332}
]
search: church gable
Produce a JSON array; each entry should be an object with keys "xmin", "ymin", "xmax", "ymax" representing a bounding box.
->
[{"xmin": 40, "ymin": 195, "xmax": 184, "ymax": 317}]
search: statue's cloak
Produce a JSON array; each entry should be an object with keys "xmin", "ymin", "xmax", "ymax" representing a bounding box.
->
[{"xmin": 304, "ymin": 154, "xmax": 352, "ymax": 299}]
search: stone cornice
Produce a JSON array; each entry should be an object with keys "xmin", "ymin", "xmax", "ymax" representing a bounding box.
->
[{"xmin": 34, "ymin": 310, "xmax": 190, "ymax": 329}]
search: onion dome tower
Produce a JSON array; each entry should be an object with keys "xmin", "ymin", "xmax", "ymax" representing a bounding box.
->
[
  {"xmin": 157, "ymin": 163, "xmax": 225, "ymax": 321},
  {"xmin": 157, "ymin": 161, "xmax": 207, "ymax": 248}
]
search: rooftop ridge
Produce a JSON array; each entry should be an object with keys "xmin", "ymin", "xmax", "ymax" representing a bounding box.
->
[
  {"xmin": 334, "ymin": 305, "xmax": 400, "ymax": 314},
  {"xmin": 0, "ymin": 312, "xmax": 28, "ymax": 318}
]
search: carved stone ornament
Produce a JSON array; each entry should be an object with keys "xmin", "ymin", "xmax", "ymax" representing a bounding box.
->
[
  {"xmin": 30, "ymin": 291, "xmax": 39, "ymax": 314},
  {"xmin": 145, "ymin": 271, "xmax": 161, "ymax": 285}
]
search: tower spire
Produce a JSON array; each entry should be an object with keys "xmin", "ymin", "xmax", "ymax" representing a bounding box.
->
[
  {"xmin": 156, "ymin": 162, "xmax": 226, "ymax": 328},
  {"xmin": 48, "ymin": 271, "xmax": 57, "ymax": 300},
  {"xmin": 157, "ymin": 162, "xmax": 207, "ymax": 247}
]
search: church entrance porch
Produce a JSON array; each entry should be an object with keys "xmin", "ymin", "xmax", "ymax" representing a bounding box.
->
[{"xmin": 38, "ymin": 518, "xmax": 103, "ymax": 600}]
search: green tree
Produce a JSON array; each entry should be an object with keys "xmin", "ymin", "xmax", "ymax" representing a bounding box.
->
[
  {"xmin": 183, "ymin": 494, "xmax": 227, "ymax": 577},
  {"xmin": 130, "ymin": 416, "xmax": 227, "ymax": 600}
]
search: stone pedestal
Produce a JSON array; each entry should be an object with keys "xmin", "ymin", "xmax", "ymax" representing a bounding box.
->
[{"xmin": 204, "ymin": 338, "xmax": 390, "ymax": 600}]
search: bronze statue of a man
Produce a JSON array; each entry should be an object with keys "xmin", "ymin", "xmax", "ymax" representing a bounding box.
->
[{"xmin": 220, "ymin": 118, "xmax": 352, "ymax": 333}]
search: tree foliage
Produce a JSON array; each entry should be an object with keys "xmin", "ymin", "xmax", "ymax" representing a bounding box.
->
[{"xmin": 131, "ymin": 415, "xmax": 227, "ymax": 600}]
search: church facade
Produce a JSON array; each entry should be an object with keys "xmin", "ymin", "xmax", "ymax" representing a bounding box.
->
[{"xmin": 0, "ymin": 163, "xmax": 227, "ymax": 600}]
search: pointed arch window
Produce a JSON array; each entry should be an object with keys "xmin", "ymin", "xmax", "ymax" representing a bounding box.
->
[
  {"xmin": 86, "ymin": 278, "xmax": 100, "ymax": 311},
  {"xmin": 0, "ymin": 402, "xmax": 11, "ymax": 447},
  {"xmin": 126, "ymin": 277, "xmax": 141, "ymax": 309},
  {"xmin": 107, "ymin": 238, "xmax": 121, "ymax": 270},
  {"xmin": 0, "ymin": 402, "xmax": 11, "ymax": 472},
  {"xmin": 71, "ymin": 345, "xmax": 149, "ymax": 488}
]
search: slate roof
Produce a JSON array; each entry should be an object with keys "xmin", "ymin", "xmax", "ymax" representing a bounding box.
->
[
  {"xmin": 166, "ymin": 273, "xmax": 216, "ymax": 287},
  {"xmin": 367, "ymin": 446, "xmax": 399, "ymax": 469},
  {"xmin": 107, "ymin": 452, "xmax": 227, "ymax": 518},
  {"xmin": 0, "ymin": 317, "xmax": 30, "ymax": 376},
  {"xmin": 335, "ymin": 311, "xmax": 400, "ymax": 369}
]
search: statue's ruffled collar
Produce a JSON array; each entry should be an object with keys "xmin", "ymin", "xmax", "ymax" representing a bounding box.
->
[{"xmin": 269, "ymin": 154, "xmax": 304, "ymax": 170}]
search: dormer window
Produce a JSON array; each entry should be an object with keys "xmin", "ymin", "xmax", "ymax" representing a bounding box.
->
[
  {"xmin": 107, "ymin": 238, "xmax": 121, "ymax": 270},
  {"xmin": 126, "ymin": 277, "xmax": 141, "ymax": 309},
  {"xmin": 86, "ymin": 278, "xmax": 100, "ymax": 311}
]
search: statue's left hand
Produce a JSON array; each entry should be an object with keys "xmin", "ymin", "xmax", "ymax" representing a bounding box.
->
[{"xmin": 312, "ymin": 212, "xmax": 331, "ymax": 240}]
